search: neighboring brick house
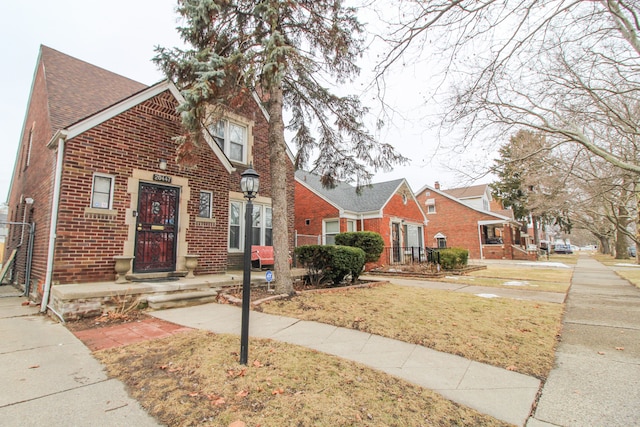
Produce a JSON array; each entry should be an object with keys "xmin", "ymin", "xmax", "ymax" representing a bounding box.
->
[
  {"xmin": 5, "ymin": 45, "xmax": 294, "ymax": 301},
  {"xmin": 416, "ymin": 183, "xmax": 535, "ymax": 260},
  {"xmin": 295, "ymin": 170, "xmax": 427, "ymax": 265}
]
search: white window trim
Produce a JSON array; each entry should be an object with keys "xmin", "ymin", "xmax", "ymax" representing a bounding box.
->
[
  {"xmin": 426, "ymin": 198, "xmax": 436, "ymax": 214},
  {"xmin": 198, "ymin": 190, "xmax": 213, "ymax": 219},
  {"xmin": 228, "ymin": 200, "xmax": 273, "ymax": 251},
  {"xmin": 323, "ymin": 219, "xmax": 340, "ymax": 245},
  {"xmin": 208, "ymin": 119, "xmax": 249, "ymax": 164},
  {"xmin": 91, "ymin": 173, "xmax": 115, "ymax": 210}
]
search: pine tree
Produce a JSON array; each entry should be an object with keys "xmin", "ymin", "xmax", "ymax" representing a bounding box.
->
[{"xmin": 154, "ymin": 0, "xmax": 406, "ymax": 293}]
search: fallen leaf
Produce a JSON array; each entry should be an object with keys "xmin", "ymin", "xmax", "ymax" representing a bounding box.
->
[
  {"xmin": 188, "ymin": 392, "xmax": 199, "ymax": 397},
  {"xmin": 253, "ymin": 360, "xmax": 263, "ymax": 368},
  {"xmin": 228, "ymin": 421, "xmax": 246, "ymax": 427},
  {"xmin": 597, "ymin": 351, "xmax": 605, "ymax": 355},
  {"xmin": 213, "ymin": 397, "xmax": 226, "ymax": 406},
  {"xmin": 236, "ymin": 390, "xmax": 249, "ymax": 397},
  {"xmin": 272, "ymin": 387, "xmax": 284, "ymax": 395},
  {"xmin": 615, "ymin": 347, "xmax": 624, "ymax": 351},
  {"xmin": 506, "ymin": 365, "xmax": 517, "ymax": 371},
  {"xmin": 28, "ymin": 365, "xmax": 40, "ymax": 369}
]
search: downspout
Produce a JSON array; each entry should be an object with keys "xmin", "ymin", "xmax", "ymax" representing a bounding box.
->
[
  {"xmin": 478, "ymin": 223, "xmax": 484, "ymax": 260},
  {"xmin": 41, "ymin": 133, "xmax": 66, "ymax": 313}
]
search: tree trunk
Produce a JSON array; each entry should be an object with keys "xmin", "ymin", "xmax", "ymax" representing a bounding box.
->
[
  {"xmin": 615, "ymin": 204, "xmax": 630, "ymax": 259},
  {"xmin": 635, "ymin": 180, "xmax": 640, "ymax": 264},
  {"xmin": 267, "ymin": 83, "xmax": 294, "ymax": 294},
  {"xmin": 598, "ymin": 235, "xmax": 611, "ymax": 254}
]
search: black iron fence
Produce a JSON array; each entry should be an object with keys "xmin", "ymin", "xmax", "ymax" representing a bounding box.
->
[{"xmin": 379, "ymin": 246, "xmax": 441, "ymax": 265}]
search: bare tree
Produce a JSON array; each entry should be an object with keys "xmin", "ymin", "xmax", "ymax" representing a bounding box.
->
[{"xmin": 374, "ymin": 0, "xmax": 640, "ymax": 255}]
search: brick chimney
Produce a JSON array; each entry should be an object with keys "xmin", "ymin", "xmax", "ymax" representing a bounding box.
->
[{"xmin": 434, "ymin": 181, "xmax": 440, "ymax": 190}]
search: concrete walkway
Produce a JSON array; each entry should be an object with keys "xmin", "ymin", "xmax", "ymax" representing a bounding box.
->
[
  {"xmin": 151, "ymin": 303, "xmax": 541, "ymax": 426},
  {"xmin": 528, "ymin": 255, "xmax": 640, "ymax": 426},
  {"xmin": 0, "ymin": 288, "xmax": 160, "ymax": 426},
  {"xmin": 5, "ymin": 256, "xmax": 635, "ymax": 426}
]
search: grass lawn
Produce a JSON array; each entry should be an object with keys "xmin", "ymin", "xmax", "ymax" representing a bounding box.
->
[
  {"xmin": 436, "ymin": 262, "xmax": 573, "ymax": 293},
  {"xmin": 92, "ymin": 261, "xmax": 569, "ymax": 426},
  {"xmin": 96, "ymin": 331, "xmax": 509, "ymax": 427},
  {"xmin": 261, "ymin": 283, "xmax": 563, "ymax": 379},
  {"xmin": 593, "ymin": 253, "xmax": 640, "ymax": 287}
]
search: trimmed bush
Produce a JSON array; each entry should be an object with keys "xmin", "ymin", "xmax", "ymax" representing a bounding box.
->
[
  {"xmin": 438, "ymin": 247, "xmax": 469, "ymax": 270},
  {"xmin": 295, "ymin": 245, "xmax": 366, "ymax": 286},
  {"xmin": 334, "ymin": 231, "xmax": 384, "ymax": 263}
]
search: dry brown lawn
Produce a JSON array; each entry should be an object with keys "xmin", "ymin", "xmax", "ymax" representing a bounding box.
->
[
  {"xmin": 96, "ymin": 331, "xmax": 509, "ymax": 427},
  {"xmin": 437, "ymin": 263, "xmax": 574, "ymax": 293},
  {"xmin": 261, "ymin": 283, "xmax": 563, "ymax": 379},
  {"xmin": 92, "ymin": 261, "xmax": 570, "ymax": 426}
]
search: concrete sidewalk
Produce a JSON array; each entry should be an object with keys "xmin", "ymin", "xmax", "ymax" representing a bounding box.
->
[
  {"xmin": 528, "ymin": 255, "xmax": 640, "ymax": 426},
  {"xmin": 151, "ymin": 302, "xmax": 541, "ymax": 426},
  {"xmin": 0, "ymin": 290, "xmax": 160, "ymax": 426}
]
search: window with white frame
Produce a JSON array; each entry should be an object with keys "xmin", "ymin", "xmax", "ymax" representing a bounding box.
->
[
  {"xmin": 229, "ymin": 201, "xmax": 242, "ymax": 250},
  {"xmin": 199, "ymin": 191, "xmax": 213, "ymax": 218},
  {"xmin": 229, "ymin": 201, "xmax": 273, "ymax": 250},
  {"xmin": 324, "ymin": 220, "xmax": 340, "ymax": 245},
  {"xmin": 91, "ymin": 174, "xmax": 114, "ymax": 209},
  {"xmin": 434, "ymin": 232, "xmax": 447, "ymax": 249},
  {"xmin": 346, "ymin": 220, "xmax": 356, "ymax": 232},
  {"xmin": 404, "ymin": 224, "xmax": 424, "ymax": 248},
  {"xmin": 209, "ymin": 120, "xmax": 248, "ymax": 163},
  {"xmin": 426, "ymin": 198, "xmax": 436, "ymax": 214}
]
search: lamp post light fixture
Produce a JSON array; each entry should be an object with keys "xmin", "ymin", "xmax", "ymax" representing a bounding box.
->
[{"xmin": 239, "ymin": 165, "xmax": 259, "ymax": 365}]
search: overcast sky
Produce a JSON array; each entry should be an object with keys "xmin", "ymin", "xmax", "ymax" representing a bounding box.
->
[{"xmin": 0, "ymin": 1, "xmax": 488, "ymax": 203}]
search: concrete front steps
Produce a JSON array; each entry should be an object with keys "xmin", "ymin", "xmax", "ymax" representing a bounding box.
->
[
  {"xmin": 146, "ymin": 289, "xmax": 221, "ymax": 309},
  {"xmin": 47, "ymin": 274, "xmax": 245, "ymax": 321}
]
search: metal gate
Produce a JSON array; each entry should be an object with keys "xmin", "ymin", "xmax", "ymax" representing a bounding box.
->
[{"xmin": 0, "ymin": 221, "xmax": 35, "ymax": 297}]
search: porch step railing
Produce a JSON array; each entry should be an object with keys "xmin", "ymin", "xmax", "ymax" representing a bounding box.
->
[{"xmin": 380, "ymin": 246, "xmax": 440, "ymax": 265}]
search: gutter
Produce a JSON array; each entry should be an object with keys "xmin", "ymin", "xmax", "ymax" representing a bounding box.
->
[{"xmin": 41, "ymin": 131, "xmax": 66, "ymax": 313}]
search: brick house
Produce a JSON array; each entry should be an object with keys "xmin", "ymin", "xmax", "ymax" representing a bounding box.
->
[
  {"xmin": 294, "ymin": 170, "xmax": 427, "ymax": 265},
  {"xmin": 5, "ymin": 45, "xmax": 294, "ymax": 301},
  {"xmin": 415, "ymin": 183, "xmax": 535, "ymax": 260}
]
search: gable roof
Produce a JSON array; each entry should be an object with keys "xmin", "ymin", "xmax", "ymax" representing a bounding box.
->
[
  {"xmin": 295, "ymin": 170, "xmax": 405, "ymax": 213},
  {"xmin": 442, "ymin": 183, "xmax": 491, "ymax": 200},
  {"xmin": 40, "ymin": 45, "xmax": 147, "ymax": 132},
  {"xmin": 417, "ymin": 184, "xmax": 515, "ymax": 223}
]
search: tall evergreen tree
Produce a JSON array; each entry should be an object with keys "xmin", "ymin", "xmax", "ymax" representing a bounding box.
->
[{"xmin": 154, "ymin": 0, "xmax": 406, "ymax": 293}]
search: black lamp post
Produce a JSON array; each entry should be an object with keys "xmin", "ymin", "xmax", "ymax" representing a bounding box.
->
[{"xmin": 239, "ymin": 165, "xmax": 259, "ymax": 365}]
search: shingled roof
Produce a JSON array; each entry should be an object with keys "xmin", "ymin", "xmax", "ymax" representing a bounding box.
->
[
  {"xmin": 40, "ymin": 45, "xmax": 147, "ymax": 132},
  {"xmin": 296, "ymin": 170, "xmax": 405, "ymax": 212},
  {"xmin": 442, "ymin": 183, "xmax": 490, "ymax": 200}
]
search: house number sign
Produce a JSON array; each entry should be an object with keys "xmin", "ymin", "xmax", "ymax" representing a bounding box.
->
[{"xmin": 153, "ymin": 174, "xmax": 172, "ymax": 183}]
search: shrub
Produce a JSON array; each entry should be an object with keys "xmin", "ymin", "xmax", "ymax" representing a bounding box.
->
[
  {"xmin": 438, "ymin": 248, "xmax": 469, "ymax": 270},
  {"xmin": 295, "ymin": 245, "xmax": 366, "ymax": 286},
  {"xmin": 334, "ymin": 231, "xmax": 384, "ymax": 263}
]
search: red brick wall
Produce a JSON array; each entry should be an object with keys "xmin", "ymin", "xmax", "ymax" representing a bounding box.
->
[
  {"xmin": 53, "ymin": 91, "xmax": 233, "ymax": 283},
  {"xmin": 8, "ymin": 76, "xmax": 295, "ymax": 286},
  {"xmin": 416, "ymin": 189, "xmax": 504, "ymax": 259},
  {"xmin": 5, "ymin": 59, "xmax": 56, "ymax": 291},
  {"xmin": 294, "ymin": 181, "xmax": 339, "ymax": 240}
]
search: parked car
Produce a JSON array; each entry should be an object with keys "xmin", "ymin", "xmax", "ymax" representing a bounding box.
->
[
  {"xmin": 554, "ymin": 243, "xmax": 573, "ymax": 254},
  {"xmin": 629, "ymin": 246, "xmax": 637, "ymax": 257}
]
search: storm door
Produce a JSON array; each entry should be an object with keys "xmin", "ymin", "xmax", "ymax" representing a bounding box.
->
[
  {"xmin": 392, "ymin": 222, "xmax": 401, "ymax": 263},
  {"xmin": 134, "ymin": 182, "xmax": 179, "ymax": 273}
]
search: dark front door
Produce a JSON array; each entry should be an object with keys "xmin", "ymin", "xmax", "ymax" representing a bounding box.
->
[{"xmin": 134, "ymin": 182, "xmax": 179, "ymax": 273}]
